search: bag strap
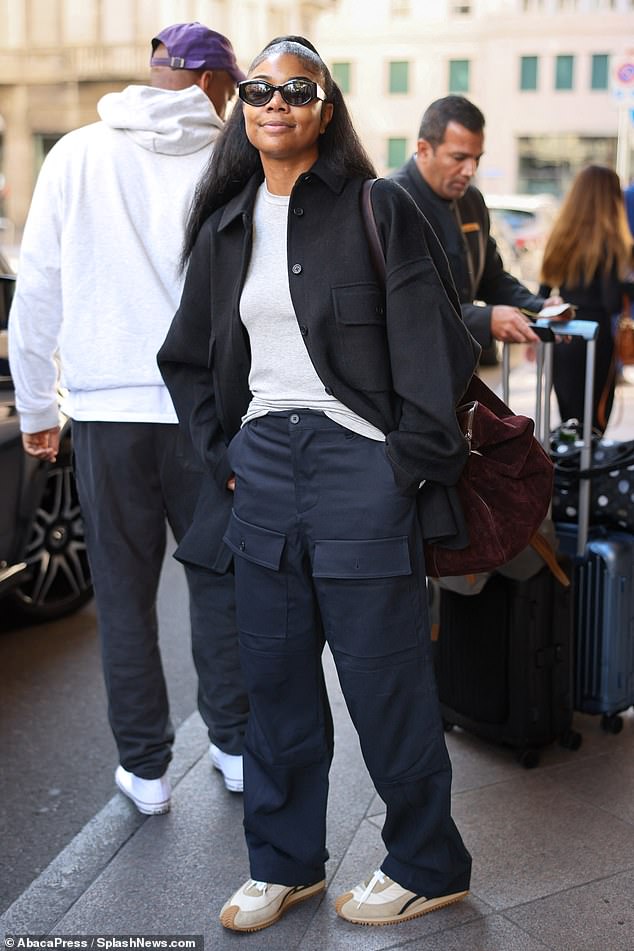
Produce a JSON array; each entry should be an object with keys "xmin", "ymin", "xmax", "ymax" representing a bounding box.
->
[
  {"xmin": 553, "ymin": 442, "xmax": 634, "ymax": 478},
  {"xmin": 528, "ymin": 531, "xmax": 570, "ymax": 587},
  {"xmin": 596, "ymin": 355, "xmax": 615, "ymax": 433},
  {"xmin": 361, "ymin": 179, "xmax": 386, "ymax": 285}
]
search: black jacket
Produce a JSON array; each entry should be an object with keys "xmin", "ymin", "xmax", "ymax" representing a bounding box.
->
[
  {"xmin": 158, "ymin": 160, "xmax": 480, "ymax": 570},
  {"xmin": 391, "ymin": 157, "xmax": 545, "ymax": 348}
]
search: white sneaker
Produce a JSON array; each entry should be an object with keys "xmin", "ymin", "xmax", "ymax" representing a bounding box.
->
[
  {"xmin": 114, "ymin": 765, "xmax": 171, "ymax": 815},
  {"xmin": 220, "ymin": 878, "xmax": 326, "ymax": 932},
  {"xmin": 209, "ymin": 743, "xmax": 243, "ymax": 792}
]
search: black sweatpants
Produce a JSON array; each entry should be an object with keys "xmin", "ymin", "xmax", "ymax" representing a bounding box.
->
[{"xmin": 72, "ymin": 420, "xmax": 248, "ymax": 778}]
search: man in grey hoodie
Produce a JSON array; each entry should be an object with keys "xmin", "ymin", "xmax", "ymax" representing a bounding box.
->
[{"xmin": 9, "ymin": 22, "xmax": 248, "ymax": 813}]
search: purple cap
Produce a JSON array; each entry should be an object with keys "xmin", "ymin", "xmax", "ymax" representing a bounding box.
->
[{"xmin": 151, "ymin": 22, "xmax": 245, "ymax": 84}]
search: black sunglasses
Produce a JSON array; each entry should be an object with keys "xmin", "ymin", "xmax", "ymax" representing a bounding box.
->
[{"xmin": 238, "ymin": 78, "xmax": 326, "ymax": 107}]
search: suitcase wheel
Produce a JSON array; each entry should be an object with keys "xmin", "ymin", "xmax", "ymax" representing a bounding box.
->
[
  {"xmin": 517, "ymin": 748, "xmax": 540, "ymax": 769},
  {"xmin": 559, "ymin": 729, "xmax": 583, "ymax": 751},
  {"xmin": 442, "ymin": 719, "xmax": 455, "ymax": 733},
  {"xmin": 600, "ymin": 713, "xmax": 623, "ymax": 735}
]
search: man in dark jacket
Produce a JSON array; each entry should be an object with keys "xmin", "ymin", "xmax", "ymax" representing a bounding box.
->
[{"xmin": 392, "ymin": 95, "xmax": 561, "ymax": 354}]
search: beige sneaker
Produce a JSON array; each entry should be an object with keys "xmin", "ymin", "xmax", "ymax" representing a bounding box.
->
[
  {"xmin": 335, "ymin": 869, "xmax": 468, "ymax": 926},
  {"xmin": 219, "ymin": 878, "xmax": 326, "ymax": 932}
]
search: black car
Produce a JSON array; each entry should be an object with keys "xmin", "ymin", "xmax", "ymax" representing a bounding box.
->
[{"xmin": 0, "ymin": 270, "xmax": 92, "ymax": 621}]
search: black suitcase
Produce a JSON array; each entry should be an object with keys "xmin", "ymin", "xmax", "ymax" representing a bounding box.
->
[
  {"xmin": 433, "ymin": 567, "xmax": 579, "ymax": 767},
  {"xmin": 432, "ymin": 333, "xmax": 581, "ymax": 767}
]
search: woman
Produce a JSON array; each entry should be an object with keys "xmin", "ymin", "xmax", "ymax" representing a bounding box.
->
[
  {"xmin": 159, "ymin": 36, "xmax": 479, "ymax": 933},
  {"xmin": 540, "ymin": 164, "xmax": 633, "ymax": 432}
]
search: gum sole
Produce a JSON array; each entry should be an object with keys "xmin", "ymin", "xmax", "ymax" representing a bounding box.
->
[
  {"xmin": 334, "ymin": 888, "xmax": 469, "ymax": 926},
  {"xmin": 220, "ymin": 880, "xmax": 326, "ymax": 933}
]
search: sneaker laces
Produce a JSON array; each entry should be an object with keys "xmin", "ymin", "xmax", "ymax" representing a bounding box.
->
[
  {"xmin": 356, "ymin": 869, "xmax": 386, "ymax": 908},
  {"xmin": 249, "ymin": 880, "xmax": 269, "ymax": 894}
]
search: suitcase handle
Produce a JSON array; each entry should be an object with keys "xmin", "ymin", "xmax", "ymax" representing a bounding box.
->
[
  {"xmin": 501, "ymin": 327, "xmax": 556, "ymax": 443},
  {"xmin": 534, "ymin": 319, "xmax": 599, "ymax": 555},
  {"xmin": 533, "ymin": 318, "xmax": 599, "ymax": 342}
]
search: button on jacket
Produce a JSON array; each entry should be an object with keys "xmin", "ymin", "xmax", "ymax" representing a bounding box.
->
[
  {"xmin": 158, "ymin": 160, "xmax": 481, "ymax": 570},
  {"xmin": 392, "ymin": 157, "xmax": 545, "ymax": 348}
]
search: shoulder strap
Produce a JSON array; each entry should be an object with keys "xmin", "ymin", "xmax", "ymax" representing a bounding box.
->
[
  {"xmin": 361, "ymin": 179, "xmax": 386, "ymax": 286},
  {"xmin": 528, "ymin": 531, "xmax": 570, "ymax": 587},
  {"xmin": 451, "ymin": 198, "xmax": 478, "ymax": 298}
]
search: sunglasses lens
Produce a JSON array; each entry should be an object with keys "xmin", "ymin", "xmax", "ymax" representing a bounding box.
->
[
  {"xmin": 282, "ymin": 80, "xmax": 315, "ymax": 105},
  {"xmin": 240, "ymin": 81, "xmax": 274, "ymax": 106},
  {"xmin": 239, "ymin": 79, "xmax": 320, "ymax": 107}
]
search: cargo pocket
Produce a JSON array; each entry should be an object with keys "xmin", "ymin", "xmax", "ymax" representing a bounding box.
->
[
  {"xmin": 312, "ymin": 536, "xmax": 421, "ymax": 658},
  {"xmin": 223, "ymin": 510, "xmax": 287, "ymax": 637},
  {"xmin": 313, "ymin": 536, "xmax": 411, "ymax": 579}
]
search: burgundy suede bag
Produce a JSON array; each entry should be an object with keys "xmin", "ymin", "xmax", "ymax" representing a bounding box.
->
[
  {"xmin": 361, "ymin": 179, "xmax": 554, "ymax": 578},
  {"xmin": 424, "ymin": 375, "xmax": 553, "ymax": 576}
]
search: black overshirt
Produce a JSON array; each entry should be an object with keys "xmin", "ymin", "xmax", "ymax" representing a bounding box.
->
[{"xmin": 158, "ymin": 160, "xmax": 480, "ymax": 569}]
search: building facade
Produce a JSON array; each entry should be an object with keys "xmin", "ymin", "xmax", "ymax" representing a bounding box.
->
[
  {"xmin": 0, "ymin": 0, "xmax": 334, "ymax": 232},
  {"xmin": 1, "ymin": 0, "xmax": 633, "ymax": 240},
  {"xmin": 313, "ymin": 0, "xmax": 634, "ymax": 195}
]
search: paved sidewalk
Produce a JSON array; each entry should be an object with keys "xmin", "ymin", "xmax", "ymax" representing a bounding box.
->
[{"xmin": 2, "ymin": 357, "xmax": 633, "ymax": 951}]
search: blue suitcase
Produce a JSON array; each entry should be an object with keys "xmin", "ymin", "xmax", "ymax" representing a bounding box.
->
[
  {"xmin": 539, "ymin": 318, "xmax": 634, "ymax": 732},
  {"xmin": 556, "ymin": 525, "xmax": 634, "ymax": 732}
]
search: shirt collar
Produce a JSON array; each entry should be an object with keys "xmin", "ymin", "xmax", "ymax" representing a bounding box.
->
[{"xmin": 218, "ymin": 157, "xmax": 347, "ymax": 232}]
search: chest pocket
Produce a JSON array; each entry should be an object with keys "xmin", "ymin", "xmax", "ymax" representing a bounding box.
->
[{"xmin": 332, "ymin": 283, "xmax": 391, "ymax": 392}]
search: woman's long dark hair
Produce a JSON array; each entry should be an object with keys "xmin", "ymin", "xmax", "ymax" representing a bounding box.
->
[{"xmin": 181, "ymin": 36, "xmax": 376, "ymax": 266}]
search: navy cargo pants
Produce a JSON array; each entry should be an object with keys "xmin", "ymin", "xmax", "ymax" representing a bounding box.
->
[{"xmin": 224, "ymin": 411, "xmax": 471, "ymax": 897}]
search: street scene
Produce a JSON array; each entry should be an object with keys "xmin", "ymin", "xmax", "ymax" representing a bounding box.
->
[{"xmin": 2, "ymin": 0, "xmax": 634, "ymax": 949}]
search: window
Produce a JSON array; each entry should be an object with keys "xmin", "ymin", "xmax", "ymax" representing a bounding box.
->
[
  {"xmin": 555, "ymin": 55, "xmax": 574, "ymax": 90},
  {"xmin": 591, "ymin": 54, "xmax": 609, "ymax": 90},
  {"xmin": 389, "ymin": 61, "xmax": 409, "ymax": 94},
  {"xmin": 33, "ymin": 133, "xmax": 63, "ymax": 174},
  {"xmin": 520, "ymin": 56, "xmax": 538, "ymax": 91},
  {"xmin": 449, "ymin": 59, "xmax": 470, "ymax": 93},
  {"xmin": 517, "ymin": 134, "xmax": 616, "ymax": 196},
  {"xmin": 387, "ymin": 138, "xmax": 407, "ymax": 168},
  {"xmin": 332, "ymin": 62, "xmax": 351, "ymax": 94}
]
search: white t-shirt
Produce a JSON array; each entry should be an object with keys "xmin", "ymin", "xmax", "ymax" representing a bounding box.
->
[{"xmin": 239, "ymin": 182, "xmax": 385, "ymax": 441}]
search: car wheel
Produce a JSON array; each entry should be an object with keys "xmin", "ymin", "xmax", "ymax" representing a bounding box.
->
[{"xmin": 12, "ymin": 452, "xmax": 93, "ymax": 621}]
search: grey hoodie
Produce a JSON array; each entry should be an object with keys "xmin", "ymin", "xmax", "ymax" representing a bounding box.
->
[{"xmin": 98, "ymin": 82, "xmax": 224, "ymax": 154}]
